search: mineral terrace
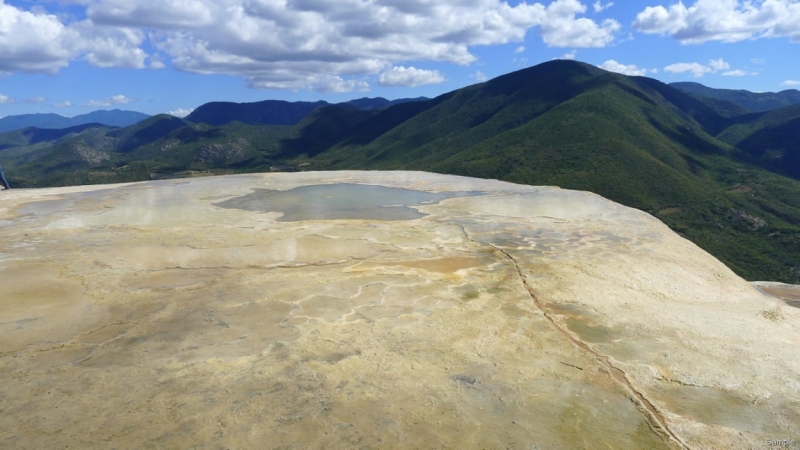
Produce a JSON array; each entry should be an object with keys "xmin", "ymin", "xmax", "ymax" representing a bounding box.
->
[{"xmin": 1, "ymin": 171, "xmax": 798, "ymax": 449}]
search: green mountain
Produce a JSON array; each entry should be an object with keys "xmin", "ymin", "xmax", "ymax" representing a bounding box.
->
[
  {"xmin": 671, "ymin": 81, "xmax": 800, "ymax": 113},
  {"xmin": 0, "ymin": 109, "xmax": 150, "ymax": 133},
  {"xmin": 2, "ymin": 60, "xmax": 799, "ymax": 283},
  {"xmin": 343, "ymin": 96, "xmax": 430, "ymax": 110},
  {"xmin": 717, "ymin": 104, "xmax": 800, "ymax": 179},
  {"xmin": 0, "ymin": 123, "xmax": 113, "ymax": 151},
  {"xmin": 302, "ymin": 62, "xmax": 800, "ymax": 283},
  {"xmin": 185, "ymin": 97, "xmax": 429, "ymax": 127},
  {"xmin": 185, "ymin": 100, "xmax": 330, "ymax": 126}
]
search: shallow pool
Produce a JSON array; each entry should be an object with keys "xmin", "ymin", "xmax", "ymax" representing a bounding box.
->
[{"xmin": 213, "ymin": 183, "xmax": 483, "ymax": 221}]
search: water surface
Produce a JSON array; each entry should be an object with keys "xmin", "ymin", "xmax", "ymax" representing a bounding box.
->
[{"xmin": 213, "ymin": 183, "xmax": 483, "ymax": 221}]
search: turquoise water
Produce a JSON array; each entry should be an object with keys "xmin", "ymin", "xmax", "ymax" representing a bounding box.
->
[{"xmin": 213, "ymin": 183, "xmax": 483, "ymax": 221}]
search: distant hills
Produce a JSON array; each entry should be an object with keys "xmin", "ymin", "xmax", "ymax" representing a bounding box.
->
[
  {"xmin": 670, "ymin": 81, "xmax": 800, "ymax": 113},
  {"xmin": 0, "ymin": 123, "xmax": 115, "ymax": 151},
  {"xmin": 0, "ymin": 110, "xmax": 150, "ymax": 133},
  {"xmin": 0, "ymin": 97, "xmax": 428, "ymax": 133},
  {"xmin": 1, "ymin": 61, "xmax": 800, "ymax": 283},
  {"xmin": 185, "ymin": 97, "xmax": 429, "ymax": 126}
]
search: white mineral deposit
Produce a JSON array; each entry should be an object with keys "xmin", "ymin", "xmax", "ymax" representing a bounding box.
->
[{"xmin": 1, "ymin": 172, "xmax": 798, "ymax": 449}]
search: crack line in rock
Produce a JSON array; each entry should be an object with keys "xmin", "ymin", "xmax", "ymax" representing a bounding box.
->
[{"xmin": 447, "ymin": 221, "xmax": 691, "ymax": 450}]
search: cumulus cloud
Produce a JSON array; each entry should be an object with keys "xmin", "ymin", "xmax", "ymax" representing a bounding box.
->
[
  {"xmin": 515, "ymin": 46, "xmax": 526, "ymax": 53},
  {"xmin": 1, "ymin": 0, "xmax": 621, "ymax": 91},
  {"xmin": 0, "ymin": 2, "xmax": 153, "ymax": 72},
  {"xmin": 311, "ymin": 76, "xmax": 370, "ymax": 93},
  {"xmin": 54, "ymin": 101, "xmax": 74, "ymax": 108},
  {"xmin": 664, "ymin": 62, "xmax": 714, "ymax": 77},
  {"xmin": 167, "ymin": 107, "xmax": 194, "ymax": 117},
  {"xmin": 782, "ymin": 80, "xmax": 800, "ymax": 86},
  {"xmin": 23, "ymin": 96, "xmax": 47, "ymax": 104},
  {"xmin": 0, "ymin": 2, "xmax": 79, "ymax": 73},
  {"xmin": 540, "ymin": 0, "xmax": 620, "ymax": 47},
  {"xmin": 152, "ymin": 0, "xmax": 543, "ymax": 91},
  {"xmin": 593, "ymin": 1, "xmax": 614, "ymax": 13},
  {"xmin": 83, "ymin": 94, "xmax": 134, "ymax": 107},
  {"xmin": 708, "ymin": 58, "xmax": 730, "ymax": 71},
  {"xmin": 600, "ymin": 60, "xmax": 648, "ymax": 76},
  {"xmin": 0, "ymin": 94, "xmax": 14, "ymax": 105},
  {"xmin": 85, "ymin": 0, "xmax": 215, "ymax": 29},
  {"xmin": 633, "ymin": 0, "xmax": 800, "ymax": 44},
  {"xmin": 664, "ymin": 58, "xmax": 735, "ymax": 77},
  {"xmin": 377, "ymin": 66, "xmax": 446, "ymax": 87},
  {"xmin": 84, "ymin": 34, "xmax": 148, "ymax": 69}
]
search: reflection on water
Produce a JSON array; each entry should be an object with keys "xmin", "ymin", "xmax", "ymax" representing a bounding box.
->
[{"xmin": 213, "ymin": 183, "xmax": 483, "ymax": 221}]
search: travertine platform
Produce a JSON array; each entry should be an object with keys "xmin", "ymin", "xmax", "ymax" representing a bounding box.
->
[{"xmin": 1, "ymin": 171, "xmax": 798, "ymax": 449}]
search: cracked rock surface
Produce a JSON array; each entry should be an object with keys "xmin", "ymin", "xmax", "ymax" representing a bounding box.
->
[{"xmin": 1, "ymin": 171, "xmax": 798, "ymax": 449}]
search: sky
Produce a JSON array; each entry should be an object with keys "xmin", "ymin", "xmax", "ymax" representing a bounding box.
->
[{"xmin": 0, "ymin": 0, "xmax": 798, "ymax": 117}]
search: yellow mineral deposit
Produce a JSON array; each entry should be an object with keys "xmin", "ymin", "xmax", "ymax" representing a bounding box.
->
[{"xmin": 1, "ymin": 171, "xmax": 798, "ymax": 449}]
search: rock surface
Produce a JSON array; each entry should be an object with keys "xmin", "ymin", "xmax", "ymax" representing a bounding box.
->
[{"xmin": 1, "ymin": 171, "xmax": 798, "ymax": 449}]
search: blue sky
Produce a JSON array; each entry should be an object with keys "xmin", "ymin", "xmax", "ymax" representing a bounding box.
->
[{"xmin": 0, "ymin": 0, "xmax": 798, "ymax": 117}]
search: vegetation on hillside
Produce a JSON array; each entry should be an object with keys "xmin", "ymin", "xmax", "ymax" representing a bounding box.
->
[
  {"xmin": 1, "ymin": 61, "xmax": 799, "ymax": 283},
  {"xmin": 671, "ymin": 81, "xmax": 800, "ymax": 113}
]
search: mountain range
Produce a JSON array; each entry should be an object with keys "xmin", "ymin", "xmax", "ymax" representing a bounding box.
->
[
  {"xmin": 0, "ymin": 97, "xmax": 428, "ymax": 135},
  {"xmin": 670, "ymin": 81, "xmax": 800, "ymax": 113},
  {"xmin": 0, "ymin": 109, "xmax": 151, "ymax": 133},
  {"xmin": 1, "ymin": 61, "xmax": 799, "ymax": 283}
]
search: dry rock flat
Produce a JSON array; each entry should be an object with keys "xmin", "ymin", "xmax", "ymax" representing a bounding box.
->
[{"xmin": 1, "ymin": 171, "xmax": 798, "ymax": 449}]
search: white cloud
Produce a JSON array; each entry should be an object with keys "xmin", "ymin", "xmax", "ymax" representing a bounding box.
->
[
  {"xmin": 24, "ymin": 96, "xmax": 47, "ymax": 104},
  {"xmin": 0, "ymin": 2, "xmax": 80, "ymax": 73},
  {"xmin": 556, "ymin": 50, "xmax": 577, "ymax": 60},
  {"xmin": 71, "ymin": 22, "xmax": 149, "ymax": 69},
  {"xmin": 722, "ymin": 69, "xmax": 756, "ymax": 76},
  {"xmin": 782, "ymin": 80, "xmax": 800, "ymax": 86},
  {"xmin": 633, "ymin": 0, "xmax": 800, "ymax": 45},
  {"xmin": 664, "ymin": 58, "xmax": 733, "ymax": 77},
  {"xmin": 311, "ymin": 76, "xmax": 370, "ymax": 93},
  {"xmin": 149, "ymin": 54, "xmax": 166, "ymax": 69},
  {"xmin": 600, "ymin": 60, "xmax": 648, "ymax": 76},
  {"xmin": 54, "ymin": 101, "xmax": 74, "ymax": 108},
  {"xmin": 0, "ymin": 94, "xmax": 14, "ymax": 105},
  {"xmin": 540, "ymin": 0, "xmax": 620, "ymax": 47},
  {"xmin": 83, "ymin": 94, "xmax": 134, "ymax": 107},
  {"xmin": 751, "ymin": 58, "xmax": 766, "ymax": 64},
  {"xmin": 167, "ymin": 107, "xmax": 194, "ymax": 117},
  {"xmin": 593, "ymin": 1, "xmax": 614, "ymax": 13},
  {"xmin": 515, "ymin": 46, "xmax": 526, "ymax": 54},
  {"xmin": 377, "ymin": 66, "xmax": 446, "ymax": 87},
  {"xmin": 85, "ymin": 0, "xmax": 215, "ymax": 29},
  {"xmin": 708, "ymin": 58, "xmax": 729, "ymax": 71},
  {"xmin": 0, "ymin": 0, "xmax": 621, "ymax": 91},
  {"xmin": 149, "ymin": 0, "xmax": 561, "ymax": 92},
  {"xmin": 664, "ymin": 62, "xmax": 713, "ymax": 77},
  {"xmin": 472, "ymin": 70, "xmax": 489, "ymax": 82}
]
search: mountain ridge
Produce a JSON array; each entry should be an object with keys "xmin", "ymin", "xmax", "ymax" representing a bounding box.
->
[
  {"xmin": 670, "ymin": 81, "xmax": 800, "ymax": 113},
  {"xmin": 1, "ymin": 60, "xmax": 799, "ymax": 283},
  {"xmin": 184, "ymin": 97, "xmax": 430, "ymax": 127},
  {"xmin": 0, "ymin": 109, "xmax": 150, "ymax": 133}
]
